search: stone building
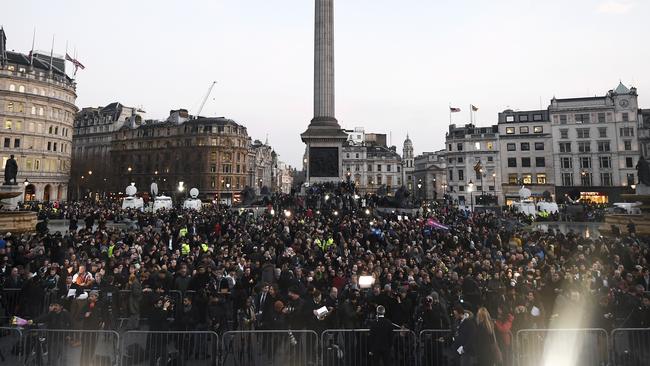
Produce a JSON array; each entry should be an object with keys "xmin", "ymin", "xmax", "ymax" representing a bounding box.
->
[
  {"xmin": 402, "ymin": 134, "xmax": 415, "ymax": 191},
  {"xmin": 110, "ymin": 110, "xmax": 254, "ymax": 203},
  {"xmin": 549, "ymin": 82, "xmax": 639, "ymax": 203},
  {"xmin": 274, "ymin": 160, "xmax": 294, "ymax": 194},
  {"xmin": 71, "ymin": 102, "xmax": 145, "ymax": 199},
  {"xmin": 0, "ymin": 28, "xmax": 77, "ymax": 201},
  {"xmin": 249, "ymin": 139, "xmax": 274, "ymax": 194},
  {"xmin": 342, "ymin": 129, "xmax": 403, "ymax": 194},
  {"xmin": 413, "ymin": 150, "xmax": 447, "ymax": 201},
  {"xmin": 445, "ymin": 123, "xmax": 502, "ymax": 207},
  {"xmin": 497, "ymin": 109, "xmax": 555, "ymax": 204}
]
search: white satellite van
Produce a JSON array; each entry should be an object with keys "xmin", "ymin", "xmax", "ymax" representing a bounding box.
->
[
  {"xmin": 122, "ymin": 196, "xmax": 144, "ymax": 210},
  {"xmin": 512, "ymin": 200, "xmax": 537, "ymax": 216},
  {"xmin": 537, "ymin": 201, "xmax": 559, "ymax": 214}
]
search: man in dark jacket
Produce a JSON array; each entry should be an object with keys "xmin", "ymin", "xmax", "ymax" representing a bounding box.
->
[
  {"xmin": 368, "ymin": 305, "xmax": 395, "ymax": 366},
  {"xmin": 452, "ymin": 303, "xmax": 477, "ymax": 366},
  {"xmin": 30, "ymin": 301, "xmax": 72, "ymax": 366}
]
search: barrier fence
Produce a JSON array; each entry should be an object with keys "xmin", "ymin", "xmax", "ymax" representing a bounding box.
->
[
  {"xmin": 321, "ymin": 328, "xmax": 417, "ymax": 366},
  {"xmin": 611, "ymin": 328, "xmax": 650, "ymax": 366},
  {"xmin": 222, "ymin": 330, "xmax": 318, "ymax": 366},
  {"xmin": 0, "ymin": 327, "xmax": 22, "ymax": 365},
  {"xmin": 22, "ymin": 329, "xmax": 120, "ymax": 366},
  {"xmin": 0, "ymin": 327, "xmax": 646, "ymax": 365},
  {"xmin": 121, "ymin": 330, "xmax": 219, "ymax": 366},
  {"xmin": 516, "ymin": 328, "xmax": 609, "ymax": 366}
]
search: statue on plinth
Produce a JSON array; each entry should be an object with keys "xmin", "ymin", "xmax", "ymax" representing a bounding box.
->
[
  {"xmin": 637, "ymin": 156, "xmax": 650, "ymax": 187},
  {"xmin": 3, "ymin": 155, "xmax": 18, "ymax": 185}
]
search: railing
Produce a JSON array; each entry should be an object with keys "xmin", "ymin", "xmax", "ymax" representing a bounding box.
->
[
  {"xmin": 222, "ymin": 330, "xmax": 318, "ymax": 366},
  {"xmin": 121, "ymin": 330, "xmax": 218, "ymax": 366},
  {"xmin": 611, "ymin": 328, "xmax": 650, "ymax": 366},
  {"xmin": 21, "ymin": 328, "xmax": 120, "ymax": 366},
  {"xmin": 516, "ymin": 328, "xmax": 609, "ymax": 366},
  {"xmin": 321, "ymin": 328, "xmax": 417, "ymax": 366},
  {"xmin": 0, "ymin": 327, "xmax": 645, "ymax": 365}
]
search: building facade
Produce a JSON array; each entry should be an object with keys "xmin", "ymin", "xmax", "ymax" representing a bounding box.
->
[
  {"xmin": 445, "ymin": 123, "xmax": 502, "ymax": 207},
  {"xmin": 342, "ymin": 129, "xmax": 403, "ymax": 194},
  {"xmin": 413, "ymin": 150, "xmax": 447, "ymax": 201},
  {"xmin": 402, "ymin": 134, "xmax": 415, "ymax": 191},
  {"xmin": 1, "ymin": 28, "xmax": 77, "ymax": 201},
  {"xmin": 110, "ymin": 111, "xmax": 254, "ymax": 203},
  {"xmin": 550, "ymin": 83, "xmax": 639, "ymax": 203},
  {"xmin": 497, "ymin": 109, "xmax": 555, "ymax": 204},
  {"xmin": 248, "ymin": 139, "xmax": 274, "ymax": 194},
  {"xmin": 71, "ymin": 102, "xmax": 145, "ymax": 199},
  {"xmin": 639, "ymin": 109, "xmax": 650, "ymax": 159}
]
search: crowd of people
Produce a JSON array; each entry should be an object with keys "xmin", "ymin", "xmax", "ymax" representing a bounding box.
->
[{"xmin": 1, "ymin": 184, "xmax": 649, "ymax": 365}]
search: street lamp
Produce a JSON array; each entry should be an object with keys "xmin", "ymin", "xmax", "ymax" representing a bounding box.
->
[
  {"xmin": 468, "ymin": 180, "xmax": 474, "ymax": 211},
  {"xmin": 178, "ymin": 181, "xmax": 185, "ymax": 192},
  {"xmin": 23, "ymin": 178, "xmax": 29, "ymax": 186},
  {"xmin": 127, "ymin": 167, "xmax": 132, "ymax": 172}
]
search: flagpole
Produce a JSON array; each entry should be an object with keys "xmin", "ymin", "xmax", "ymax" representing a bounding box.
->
[
  {"xmin": 449, "ymin": 103, "xmax": 452, "ymax": 125},
  {"xmin": 30, "ymin": 28, "xmax": 35, "ymax": 67},
  {"xmin": 469, "ymin": 104, "xmax": 472, "ymax": 124},
  {"xmin": 48, "ymin": 35, "xmax": 54, "ymax": 73}
]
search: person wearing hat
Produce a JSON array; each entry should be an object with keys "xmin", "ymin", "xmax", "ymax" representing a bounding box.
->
[{"xmin": 368, "ymin": 305, "xmax": 396, "ymax": 366}]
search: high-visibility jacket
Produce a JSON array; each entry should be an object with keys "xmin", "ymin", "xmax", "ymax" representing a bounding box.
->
[
  {"xmin": 181, "ymin": 243, "xmax": 191, "ymax": 255},
  {"xmin": 108, "ymin": 244, "xmax": 115, "ymax": 258},
  {"xmin": 179, "ymin": 228, "xmax": 188, "ymax": 237},
  {"xmin": 201, "ymin": 243, "xmax": 209, "ymax": 252}
]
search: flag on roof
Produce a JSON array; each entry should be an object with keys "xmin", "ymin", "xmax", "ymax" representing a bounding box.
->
[
  {"xmin": 450, "ymin": 107, "xmax": 461, "ymax": 113},
  {"xmin": 65, "ymin": 53, "xmax": 85, "ymax": 71},
  {"xmin": 471, "ymin": 105, "xmax": 479, "ymax": 111}
]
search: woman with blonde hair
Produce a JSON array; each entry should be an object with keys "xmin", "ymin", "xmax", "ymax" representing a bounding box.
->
[{"xmin": 474, "ymin": 307, "xmax": 502, "ymax": 366}]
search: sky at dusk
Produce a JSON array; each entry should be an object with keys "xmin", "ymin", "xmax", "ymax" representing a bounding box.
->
[{"xmin": 3, "ymin": 0, "xmax": 649, "ymax": 166}]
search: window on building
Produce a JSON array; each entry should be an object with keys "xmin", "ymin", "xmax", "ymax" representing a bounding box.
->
[
  {"xmin": 506, "ymin": 127, "xmax": 515, "ymax": 134},
  {"xmin": 522, "ymin": 174, "xmax": 532, "ymax": 184},
  {"xmin": 533, "ymin": 126, "xmax": 543, "ymax": 133},
  {"xmin": 474, "ymin": 142, "xmax": 480, "ymax": 150},
  {"xmin": 520, "ymin": 126, "xmax": 529, "ymax": 134},
  {"xmin": 210, "ymin": 165, "xmax": 216, "ymax": 173},
  {"xmin": 508, "ymin": 174, "xmax": 518, "ymax": 184},
  {"xmin": 487, "ymin": 142, "xmax": 494, "ymax": 150},
  {"xmin": 578, "ymin": 142, "xmax": 591, "ymax": 153},
  {"xmin": 458, "ymin": 157, "xmax": 464, "ymax": 163},
  {"xmin": 522, "ymin": 157, "xmax": 531, "ymax": 167},
  {"xmin": 537, "ymin": 173, "xmax": 547, "ymax": 184},
  {"xmin": 626, "ymin": 157, "xmax": 634, "ymax": 168},
  {"xmin": 387, "ymin": 165, "xmax": 392, "ymax": 172},
  {"xmin": 597, "ymin": 141, "xmax": 611, "ymax": 152},
  {"xmin": 368, "ymin": 164, "xmax": 372, "ymax": 172},
  {"xmin": 377, "ymin": 164, "xmax": 382, "ymax": 172},
  {"xmin": 559, "ymin": 142, "xmax": 571, "ymax": 153},
  {"xmin": 53, "ymin": 143, "xmax": 57, "ymax": 152},
  {"xmin": 560, "ymin": 129, "xmax": 569, "ymax": 139},
  {"xmin": 458, "ymin": 185, "xmax": 464, "ymax": 192},
  {"xmin": 533, "ymin": 114, "xmax": 543, "ymax": 121},
  {"xmin": 561, "ymin": 157, "xmax": 572, "ymax": 169},
  {"xmin": 506, "ymin": 115, "xmax": 515, "ymax": 122},
  {"xmin": 561, "ymin": 172, "xmax": 573, "ymax": 186},
  {"xmin": 598, "ymin": 127, "xmax": 607, "ymax": 138},
  {"xmin": 620, "ymin": 127, "xmax": 634, "ymax": 137},
  {"xmin": 457, "ymin": 143, "xmax": 463, "ymax": 151},
  {"xmin": 575, "ymin": 113, "xmax": 590, "ymax": 123},
  {"xmin": 580, "ymin": 157, "xmax": 591, "ymax": 169},
  {"xmin": 581, "ymin": 172, "xmax": 592, "ymax": 186},
  {"xmin": 448, "ymin": 169, "xmax": 453, "ymax": 181},
  {"xmin": 47, "ymin": 141, "xmax": 51, "ymax": 151},
  {"xmin": 577, "ymin": 128, "xmax": 590, "ymax": 138},
  {"xmin": 598, "ymin": 113, "xmax": 606, "ymax": 123},
  {"xmin": 487, "ymin": 156, "xmax": 493, "ymax": 162},
  {"xmin": 601, "ymin": 173, "xmax": 612, "ymax": 186},
  {"xmin": 521, "ymin": 142, "xmax": 530, "ymax": 151},
  {"xmin": 3, "ymin": 138, "xmax": 10, "ymax": 148},
  {"xmin": 508, "ymin": 158, "xmax": 517, "ymax": 167},
  {"xmin": 599, "ymin": 156, "xmax": 611, "ymax": 169},
  {"xmin": 14, "ymin": 139, "xmax": 20, "ymax": 148},
  {"xmin": 624, "ymin": 140, "xmax": 632, "ymax": 151},
  {"xmin": 536, "ymin": 157, "xmax": 545, "ymax": 167},
  {"xmin": 448, "ymin": 144, "xmax": 452, "ymax": 151},
  {"xmin": 507, "ymin": 143, "xmax": 516, "ymax": 151},
  {"xmin": 18, "ymin": 85, "xmax": 25, "ymax": 93},
  {"xmin": 458, "ymin": 169, "xmax": 464, "ymax": 181},
  {"xmin": 559, "ymin": 115, "xmax": 567, "ymax": 124},
  {"xmin": 622, "ymin": 113, "xmax": 629, "ymax": 122},
  {"xmin": 355, "ymin": 153, "xmax": 359, "ymax": 158},
  {"xmin": 534, "ymin": 142, "xmax": 544, "ymax": 150}
]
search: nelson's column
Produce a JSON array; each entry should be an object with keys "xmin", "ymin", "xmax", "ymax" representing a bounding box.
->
[{"xmin": 301, "ymin": 0, "xmax": 348, "ymax": 184}]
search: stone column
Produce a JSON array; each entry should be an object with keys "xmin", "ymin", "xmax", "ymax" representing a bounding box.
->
[{"xmin": 312, "ymin": 0, "xmax": 336, "ymax": 125}]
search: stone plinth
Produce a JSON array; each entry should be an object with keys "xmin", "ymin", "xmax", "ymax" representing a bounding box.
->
[
  {"xmin": 0, "ymin": 211, "xmax": 37, "ymax": 233},
  {"xmin": 602, "ymin": 193, "xmax": 650, "ymax": 236}
]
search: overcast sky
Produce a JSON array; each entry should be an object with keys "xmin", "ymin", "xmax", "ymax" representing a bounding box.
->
[{"xmin": 4, "ymin": 0, "xmax": 649, "ymax": 166}]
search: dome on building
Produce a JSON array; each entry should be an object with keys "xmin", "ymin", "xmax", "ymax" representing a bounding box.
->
[
  {"xmin": 614, "ymin": 81, "xmax": 631, "ymax": 95},
  {"xmin": 404, "ymin": 133, "xmax": 413, "ymax": 147}
]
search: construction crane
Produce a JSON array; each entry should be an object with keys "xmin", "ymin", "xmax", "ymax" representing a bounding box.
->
[{"xmin": 195, "ymin": 81, "xmax": 217, "ymax": 117}]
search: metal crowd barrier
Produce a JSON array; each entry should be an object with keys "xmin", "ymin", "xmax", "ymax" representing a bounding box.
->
[
  {"xmin": 121, "ymin": 330, "xmax": 218, "ymax": 366},
  {"xmin": 321, "ymin": 328, "xmax": 417, "ymax": 366},
  {"xmin": 21, "ymin": 328, "xmax": 119, "ymax": 366},
  {"xmin": 516, "ymin": 328, "xmax": 609, "ymax": 366},
  {"xmin": 222, "ymin": 330, "xmax": 318, "ymax": 366},
  {"xmin": 611, "ymin": 328, "xmax": 650, "ymax": 366},
  {"xmin": 0, "ymin": 327, "xmax": 22, "ymax": 365},
  {"xmin": 419, "ymin": 329, "xmax": 453, "ymax": 366}
]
